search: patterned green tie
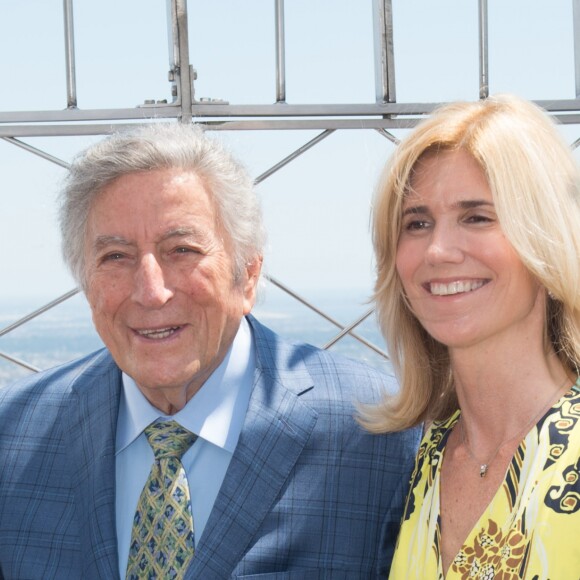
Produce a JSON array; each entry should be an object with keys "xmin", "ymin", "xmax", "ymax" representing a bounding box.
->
[{"xmin": 126, "ymin": 420, "xmax": 197, "ymax": 580}]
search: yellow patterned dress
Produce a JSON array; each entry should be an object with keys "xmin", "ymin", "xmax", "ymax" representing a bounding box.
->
[{"xmin": 389, "ymin": 382, "xmax": 580, "ymax": 579}]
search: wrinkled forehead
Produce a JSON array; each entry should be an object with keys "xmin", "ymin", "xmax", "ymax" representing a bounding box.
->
[
  {"xmin": 85, "ymin": 168, "xmax": 229, "ymax": 243},
  {"xmin": 91, "ymin": 168, "xmax": 219, "ymax": 215}
]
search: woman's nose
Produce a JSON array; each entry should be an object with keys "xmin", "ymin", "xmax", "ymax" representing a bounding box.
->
[{"xmin": 424, "ymin": 225, "xmax": 464, "ymax": 265}]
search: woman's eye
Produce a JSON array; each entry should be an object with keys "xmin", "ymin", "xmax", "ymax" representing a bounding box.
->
[
  {"xmin": 404, "ymin": 219, "xmax": 429, "ymax": 231},
  {"xmin": 465, "ymin": 214, "xmax": 493, "ymax": 224}
]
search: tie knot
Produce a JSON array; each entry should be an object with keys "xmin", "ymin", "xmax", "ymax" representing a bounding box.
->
[{"xmin": 144, "ymin": 420, "xmax": 197, "ymax": 460}]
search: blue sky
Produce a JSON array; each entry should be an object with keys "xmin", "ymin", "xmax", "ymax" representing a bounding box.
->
[{"xmin": 0, "ymin": 0, "xmax": 577, "ymax": 308}]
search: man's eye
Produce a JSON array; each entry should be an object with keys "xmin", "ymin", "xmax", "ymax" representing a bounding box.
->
[
  {"xmin": 102, "ymin": 252, "xmax": 124, "ymax": 261},
  {"xmin": 174, "ymin": 246, "xmax": 203, "ymax": 255}
]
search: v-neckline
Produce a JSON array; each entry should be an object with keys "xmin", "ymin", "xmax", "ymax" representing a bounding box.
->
[{"xmin": 433, "ymin": 388, "xmax": 569, "ymax": 578}]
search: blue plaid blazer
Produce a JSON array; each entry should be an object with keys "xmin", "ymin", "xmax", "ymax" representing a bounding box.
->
[{"xmin": 0, "ymin": 316, "xmax": 420, "ymax": 579}]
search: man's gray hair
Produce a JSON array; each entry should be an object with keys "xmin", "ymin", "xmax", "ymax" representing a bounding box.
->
[{"xmin": 59, "ymin": 123, "xmax": 266, "ymax": 289}]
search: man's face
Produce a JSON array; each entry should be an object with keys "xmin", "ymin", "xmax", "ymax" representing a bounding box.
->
[{"xmin": 84, "ymin": 168, "xmax": 261, "ymax": 411}]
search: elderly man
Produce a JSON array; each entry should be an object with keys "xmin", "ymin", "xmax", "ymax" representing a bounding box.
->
[{"xmin": 0, "ymin": 124, "xmax": 419, "ymax": 579}]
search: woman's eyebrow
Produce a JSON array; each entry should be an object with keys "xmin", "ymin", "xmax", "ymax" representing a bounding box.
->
[
  {"xmin": 401, "ymin": 205, "xmax": 428, "ymax": 217},
  {"xmin": 453, "ymin": 199, "xmax": 494, "ymax": 210},
  {"xmin": 401, "ymin": 199, "xmax": 494, "ymax": 217}
]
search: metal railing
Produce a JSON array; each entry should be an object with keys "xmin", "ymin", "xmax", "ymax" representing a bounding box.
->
[{"xmin": 1, "ymin": 0, "xmax": 580, "ymax": 378}]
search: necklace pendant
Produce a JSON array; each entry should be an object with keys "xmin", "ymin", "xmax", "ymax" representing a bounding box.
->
[{"xmin": 480, "ymin": 464, "xmax": 488, "ymax": 478}]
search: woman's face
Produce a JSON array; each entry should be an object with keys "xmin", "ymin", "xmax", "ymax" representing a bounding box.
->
[{"xmin": 395, "ymin": 149, "xmax": 544, "ymax": 351}]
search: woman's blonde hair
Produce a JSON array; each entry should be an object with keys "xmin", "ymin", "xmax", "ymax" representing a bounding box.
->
[{"xmin": 362, "ymin": 94, "xmax": 580, "ymax": 433}]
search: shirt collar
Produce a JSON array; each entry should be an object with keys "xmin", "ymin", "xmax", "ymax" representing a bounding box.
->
[{"xmin": 116, "ymin": 317, "xmax": 256, "ymax": 455}]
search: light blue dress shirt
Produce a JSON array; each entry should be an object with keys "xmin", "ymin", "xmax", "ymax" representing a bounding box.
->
[{"xmin": 115, "ymin": 318, "xmax": 256, "ymax": 578}]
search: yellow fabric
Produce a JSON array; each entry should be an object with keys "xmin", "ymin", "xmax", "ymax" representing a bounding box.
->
[{"xmin": 389, "ymin": 385, "xmax": 580, "ymax": 579}]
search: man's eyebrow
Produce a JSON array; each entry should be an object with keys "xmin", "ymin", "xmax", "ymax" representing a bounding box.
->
[
  {"xmin": 161, "ymin": 227, "xmax": 202, "ymax": 238},
  {"xmin": 92, "ymin": 228, "xmax": 207, "ymax": 251},
  {"xmin": 160, "ymin": 227, "xmax": 208, "ymax": 242},
  {"xmin": 92, "ymin": 235, "xmax": 133, "ymax": 252}
]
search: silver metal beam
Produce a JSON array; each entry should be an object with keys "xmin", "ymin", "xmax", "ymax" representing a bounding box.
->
[
  {"xmin": 574, "ymin": 0, "xmax": 580, "ymax": 97},
  {"xmin": 0, "ymin": 351, "xmax": 40, "ymax": 373},
  {"xmin": 323, "ymin": 307, "xmax": 379, "ymax": 351},
  {"xmin": 266, "ymin": 275, "xmax": 387, "ymax": 358},
  {"xmin": 6, "ymin": 113, "xmax": 580, "ymax": 137},
  {"xmin": 0, "ymin": 124, "xmax": 141, "ymax": 138},
  {"xmin": 4, "ymin": 98, "xmax": 580, "ymax": 129},
  {"xmin": 0, "ymin": 106, "xmax": 180, "ymax": 123},
  {"xmin": 166, "ymin": 0, "xmax": 180, "ymax": 103},
  {"xmin": 478, "ymin": 0, "xmax": 489, "ymax": 99},
  {"xmin": 0, "ymin": 289, "xmax": 80, "ymax": 338},
  {"xmin": 0, "ymin": 102, "xmax": 442, "ymax": 124},
  {"xmin": 1, "ymin": 137, "xmax": 70, "ymax": 168},
  {"xmin": 255, "ymin": 130, "xmax": 334, "ymax": 183},
  {"xmin": 373, "ymin": 0, "xmax": 396, "ymax": 103},
  {"xmin": 173, "ymin": 0, "xmax": 194, "ymax": 121},
  {"xmin": 0, "ymin": 119, "xmax": 420, "ymax": 137},
  {"xmin": 63, "ymin": 0, "xmax": 78, "ymax": 108},
  {"xmin": 275, "ymin": 0, "xmax": 286, "ymax": 103},
  {"xmin": 375, "ymin": 128, "xmax": 400, "ymax": 145}
]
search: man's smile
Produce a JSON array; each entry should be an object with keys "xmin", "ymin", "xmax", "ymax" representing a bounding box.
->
[{"xmin": 134, "ymin": 326, "xmax": 184, "ymax": 340}]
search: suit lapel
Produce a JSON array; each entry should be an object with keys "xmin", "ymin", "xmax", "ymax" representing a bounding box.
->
[
  {"xmin": 65, "ymin": 351, "xmax": 122, "ymax": 580},
  {"xmin": 188, "ymin": 317, "xmax": 318, "ymax": 578}
]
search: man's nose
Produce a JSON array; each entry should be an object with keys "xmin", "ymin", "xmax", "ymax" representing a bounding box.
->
[{"xmin": 131, "ymin": 254, "xmax": 174, "ymax": 307}]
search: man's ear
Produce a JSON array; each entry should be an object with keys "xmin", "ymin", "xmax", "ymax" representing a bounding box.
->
[{"xmin": 242, "ymin": 255, "xmax": 263, "ymax": 314}]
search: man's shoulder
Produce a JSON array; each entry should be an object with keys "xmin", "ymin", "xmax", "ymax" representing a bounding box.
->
[
  {"xmin": 248, "ymin": 314, "xmax": 421, "ymax": 471},
  {"xmin": 248, "ymin": 315, "xmax": 397, "ymax": 404},
  {"xmin": 0, "ymin": 347, "xmax": 115, "ymax": 407},
  {"xmin": 0, "ymin": 348, "xmax": 119, "ymax": 447}
]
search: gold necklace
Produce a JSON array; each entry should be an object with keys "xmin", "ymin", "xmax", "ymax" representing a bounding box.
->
[{"xmin": 459, "ymin": 380, "xmax": 569, "ymax": 478}]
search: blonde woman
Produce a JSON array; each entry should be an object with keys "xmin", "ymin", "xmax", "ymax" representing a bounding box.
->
[{"xmin": 364, "ymin": 94, "xmax": 580, "ymax": 578}]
